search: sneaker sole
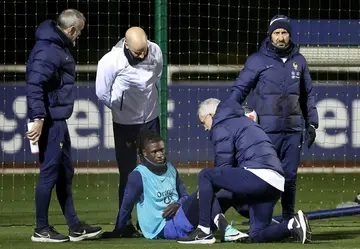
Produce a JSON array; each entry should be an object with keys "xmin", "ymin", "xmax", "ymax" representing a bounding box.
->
[
  {"xmin": 224, "ymin": 233, "xmax": 249, "ymax": 242},
  {"xmin": 177, "ymin": 237, "xmax": 216, "ymax": 244},
  {"xmin": 69, "ymin": 230, "xmax": 102, "ymax": 242},
  {"xmin": 297, "ymin": 210, "xmax": 308, "ymax": 244},
  {"xmin": 31, "ymin": 236, "xmax": 69, "ymax": 243}
]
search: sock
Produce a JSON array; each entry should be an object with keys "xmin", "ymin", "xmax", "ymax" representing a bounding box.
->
[
  {"xmin": 287, "ymin": 218, "xmax": 294, "ymax": 230},
  {"xmin": 126, "ymin": 219, "xmax": 132, "ymax": 226},
  {"xmin": 198, "ymin": 225, "xmax": 211, "ymax": 234}
]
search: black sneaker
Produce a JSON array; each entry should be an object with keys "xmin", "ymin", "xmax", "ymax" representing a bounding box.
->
[
  {"xmin": 102, "ymin": 224, "xmax": 142, "ymax": 239},
  {"xmin": 292, "ymin": 210, "xmax": 312, "ymax": 244},
  {"xmin": 31, "ymin": 226, "xmax": 69, "ymax": 243},
  {"xmin": 177, "ymin": 228, "xmax": 216, "ymax": 244},
  {"xmin": 69, "ymin": 221, "xmax": 102, "ymax": 242}
]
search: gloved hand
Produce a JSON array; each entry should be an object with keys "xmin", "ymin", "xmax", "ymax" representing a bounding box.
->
[
  {"xmin": 162, "ymin": 203, "xmax": 180, "ymax": 218},
  {"xmin": 306, "ymin": 125, "xmax": 316, "ymax": 148}
]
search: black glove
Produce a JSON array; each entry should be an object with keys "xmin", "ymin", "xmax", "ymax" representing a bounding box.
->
[
  {"xmin": 306, "ymin": 125, "xmax": 316, "ymax": 148},
  {"xmin": 162, "ymin": 203, "xmax": 180, "ymax": 218}
]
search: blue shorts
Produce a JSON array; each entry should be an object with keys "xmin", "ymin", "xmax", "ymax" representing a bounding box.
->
[{"xmin": 161, "ymin": 205, "xmax": 194, "ymax": 239}]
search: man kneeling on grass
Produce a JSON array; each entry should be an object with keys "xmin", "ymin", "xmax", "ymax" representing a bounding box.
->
[{"xmin": 102, "ymin": 129, "xmax": 248, "ymax": 243}]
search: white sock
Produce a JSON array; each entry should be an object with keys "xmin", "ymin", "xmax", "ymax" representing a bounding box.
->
[
  {"xmin": 213, "ymin": 214, "xmax": 221, "ymax": 228},
  {"xmin": 198, "ymin": 225, "xmax": 211, "ymax": 234},
  {"xmin": 287, "ymin": 218, "xmax": 294, "ymax": 230}
]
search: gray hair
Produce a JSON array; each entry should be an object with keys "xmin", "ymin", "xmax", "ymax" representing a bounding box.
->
[
  {"xmin": 57, "ymin": 9, "xmax": 86, "ymax": 30},
  {"xmin": 198, "ymin": 98, "xmax": 220, "ymax": 117}
]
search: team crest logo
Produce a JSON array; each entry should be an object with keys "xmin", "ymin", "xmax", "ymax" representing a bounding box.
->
[{"xmin": 293, "ymin": 62, "xmax": 298, "ymax": 71}]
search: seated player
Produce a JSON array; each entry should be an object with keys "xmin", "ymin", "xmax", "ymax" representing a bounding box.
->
[
  {"xmin": 102, "ymin": 129, "xmax": 248, "ymax": 243},
  {"xmin": 177, "ymin": 98, "xmax": 312, "ymax": 244}
]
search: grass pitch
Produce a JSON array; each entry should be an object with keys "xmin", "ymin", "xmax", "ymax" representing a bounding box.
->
[{"xmin": 0, "ymin": 173, "xmax": 360, "ymax": 248}]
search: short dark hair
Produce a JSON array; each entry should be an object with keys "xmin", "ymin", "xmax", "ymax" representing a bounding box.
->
[{"xmin": 137, "ymin": 129, "xmax": 163, "ymax": 156}]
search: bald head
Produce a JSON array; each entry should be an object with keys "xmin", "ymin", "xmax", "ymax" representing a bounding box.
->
[{"xmin": 125, "ymin": 27, "xmax": 148, "ymax": 59}]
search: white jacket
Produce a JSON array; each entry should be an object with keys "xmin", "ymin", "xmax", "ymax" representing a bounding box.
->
[{"xmin": 95, "ymin": 38, "xmax": 163, "ymax": 124}]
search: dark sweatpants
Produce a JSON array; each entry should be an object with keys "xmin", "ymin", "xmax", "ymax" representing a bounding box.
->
[
  {"xmin": 197, "ymin": 167, "xmax": 291, "ymax": 243},
  {"xmin": 182, "ymin": 191, "xmax": 223, "ymax": 228},
  {"xmin": 36, "ymin": 120, "xmax": 79, "ymax": 228},
  {"xmin": 113, "ymin": 117, "xmax": 160, "ymax": 230},
  {"xmin": 267, "ymin": 132, "xmax": 302, "ymax": 221}
]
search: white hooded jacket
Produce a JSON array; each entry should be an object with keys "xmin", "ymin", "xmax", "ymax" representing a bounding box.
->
[{"xmin": 95, "ymin": 38, "xmax": 163, "ymax": 124}]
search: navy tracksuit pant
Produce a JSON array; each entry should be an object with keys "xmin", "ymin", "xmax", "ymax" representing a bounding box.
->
[
  {"xmin": 267, "ymin": 132, "xmax": 302, "ymax": 221},
  {"xmin": 197, "ymin": 167, "xmax": 291, "ymax": 243},
  {"xmin": 36, "ymin": 120, "xmax": 79, "ymax": 228},
  {"xmin": 113, "ymin": 117, "xmax": 160, "ymax": 230}
]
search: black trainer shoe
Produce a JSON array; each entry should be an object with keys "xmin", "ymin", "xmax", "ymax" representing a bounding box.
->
[
  {"xmin": 31, "ymin": 226, "xmax": 69, "ymax": 243},
  {"xmin": 292, "ymin": 210, "xmax": 312, "ymax": 244},
  {"xmin": 177, "ymin": 228, "xmax": 216, "ymax": 244},
  {"xmin": 102, "ymin": 223, "xmax": 142, "ymax": 239},
  {"xmin": 69, "ymin": 221, "xmax": 102, "ymax": 242},
  {"xmin": 217, "ymin": 214, "xmax": 228, "ymax": 242}
]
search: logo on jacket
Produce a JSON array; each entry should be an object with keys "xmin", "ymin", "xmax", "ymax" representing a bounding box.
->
[
  {"xmin": 293, "ymin": 62, "xmax": 298, "ymax": 71},
  {"xmin": 291, "ymin": 62, "xmax": 300, "ymax": 79}
]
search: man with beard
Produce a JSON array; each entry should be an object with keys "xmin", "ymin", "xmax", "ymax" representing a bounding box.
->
[{"xmin": 229, "ymin": 15, "xmax": 319, "ymax": 222}]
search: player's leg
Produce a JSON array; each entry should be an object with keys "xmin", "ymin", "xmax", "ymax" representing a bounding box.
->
[
  {"xmin": 248, "ymin": 200, "xmax": 290, "ymax": 243},
  {"xmin": 177, "ymin": 191, "xmax": 247, "ymax": 244},
  {"xmin": 55, "ymin": 121, "xmax": 79, "ymax": 227},
  {"xmin": 144, "ymin": 117, "xmax": 160, "ymax": 133},
  {"xmin": 56, "ymin": 121, "xmax": 102, "ymax": 242},
  {"xmin": 113, "ymin": 122, "xmax": 140, "ymax": 235},
  {"xmin": 279, "ymin": 132, "xmax": 302, "ymax": 221},
  {"xmin": 248, "ymin": 200, "xmax": 311, "ymax": 244},
  {"xmin": 216, "ymin": 190, "xmax": 250, "ymax": 218},
  {"xmin": 31, "ymin": 121, "xmax": 68, "ymax": 242}
]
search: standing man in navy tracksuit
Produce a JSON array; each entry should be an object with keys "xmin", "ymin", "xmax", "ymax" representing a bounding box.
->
[
  {"xmin": 26, "ymin": 9, "xmax": 102, "ymax": 242},
  {"xmin": 229, "ymin": 15, "xmax": 319, "ymax": 222},
  {"xmin": 96, "ymin": 26, "xmax": 163, "ymax": 237},
  {"xmin": 177, "ymin": 98, "xmax": 311, "ymax": 244}
]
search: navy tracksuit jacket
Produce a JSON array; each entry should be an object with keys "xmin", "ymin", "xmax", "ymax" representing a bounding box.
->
[
  {"xmin": 230, "ymin": 37, "xmax": 319, "ymax": 220},
  {"xmin": 26, "ymin": 20, "xmax": 79, "ymax": 228}
]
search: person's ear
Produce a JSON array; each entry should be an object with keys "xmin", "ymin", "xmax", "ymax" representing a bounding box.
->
[
  {"xmin": 68, "ymin": 26, "xmax": 76, "ymax": 36},
  {"xmin": 142, "ymin": 149, "xmax": 147, "ymax": 157}
]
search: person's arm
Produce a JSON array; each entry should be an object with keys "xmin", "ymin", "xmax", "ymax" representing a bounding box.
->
[
  {"xmin": 229, "ymin": 56, "xmax": 261, "ymax": 104},
  {"xmin": 26, "ymin": 48, "xmax": 59, "ymax": 143},
  {"xmin": 211, "ymin": 127, "xmax": 235, "ymax": 168},
  {"xmin": 161, "ymin": 167, "xmax": 188, "ymax": 219},
  {"xmin": 175, "ymin": 168, "xmax": 189, "ymax": 205},
  {"xmin": 26, "ymin": 48, "xmax": 59, "ymax": 120},
  {"xmin": 300, "ymin": 61, "xmax": 319, "ymax": 148},
  {"xmin": 95, "ymin": 52, "xmax": 118, "ymax": 109},
  {"xmin": 116, "ymin": 171, "xmax": 143, "ymax": 230},
  {"xmin": 300, "ymin": 61, "xmax": 319, "ymax": 129}
]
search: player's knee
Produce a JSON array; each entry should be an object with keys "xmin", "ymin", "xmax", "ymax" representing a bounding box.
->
[{"xmin": 197, "ymin": 168, "xmax": 211, "ymax": 180}]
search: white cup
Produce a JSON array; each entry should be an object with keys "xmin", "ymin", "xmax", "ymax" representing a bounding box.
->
[{"xmin": 27, "ymin": 122, "xmax": 39, "ymax": 154}]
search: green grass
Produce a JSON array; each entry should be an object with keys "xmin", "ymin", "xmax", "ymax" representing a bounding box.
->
[{"xmin": 1, "ymin": 173, "xmax": 360, "ymax": 248}]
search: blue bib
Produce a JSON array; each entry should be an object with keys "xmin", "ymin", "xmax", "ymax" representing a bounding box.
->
[{"xmin": 135, "ymin": 162, "xmax": 179, "ymax": 239}]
